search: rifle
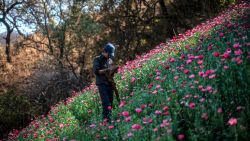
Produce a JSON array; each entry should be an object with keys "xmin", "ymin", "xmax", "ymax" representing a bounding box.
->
[{"xmin": 104, "ymin": 65, "xmax": 120, "ymax": 103}]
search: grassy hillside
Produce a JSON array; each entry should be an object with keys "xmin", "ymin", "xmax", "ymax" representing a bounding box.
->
[{"xmin": 7, "ymin": 3, "xmax": 250, "ymax": 141}]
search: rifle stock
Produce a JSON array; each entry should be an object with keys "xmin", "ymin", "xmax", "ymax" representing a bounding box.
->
[{"xmin": 105, "ymin": 67, "xmax": 120, "ymax": 103}]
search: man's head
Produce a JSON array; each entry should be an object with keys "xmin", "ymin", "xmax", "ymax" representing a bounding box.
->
[{"xmin": 103, "ymin": 43, "xmax": 115, "ymax": 60}]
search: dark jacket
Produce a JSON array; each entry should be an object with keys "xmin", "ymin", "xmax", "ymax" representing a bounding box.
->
[{"xmin": 93, "ymin": 54, "xmax": 113, "ymax": 86}]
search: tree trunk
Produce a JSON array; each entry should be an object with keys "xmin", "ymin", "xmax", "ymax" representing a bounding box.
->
[
  {"xmin": 158, "ymin": 0, "xmax": 168, "ymax": 17},
  {"xmin": 5, "ymin": 28, "xmax": 13, "ymax": 63},
  {"xmin": 57, "ymin": 25, "xmax": 66, "ymax": 78}
]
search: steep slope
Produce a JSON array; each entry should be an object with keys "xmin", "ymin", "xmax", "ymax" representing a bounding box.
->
[{"xmin": 7, "ymin": 3, "xmax": 250, "ymax": 141}]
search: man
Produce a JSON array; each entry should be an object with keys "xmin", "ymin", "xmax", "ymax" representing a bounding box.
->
[{"xmin": 93, "ymin": 43, "xmax": 118, "ymax": 122}]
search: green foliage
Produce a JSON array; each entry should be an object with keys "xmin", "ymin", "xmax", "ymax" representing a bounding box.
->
[
  {"xmin": 0, "ymin": 90, "xmax": 36, "ymax": 138},
  {"xmin": 9, "ymin": 4, "xmax": 250, "ymax": 141}
]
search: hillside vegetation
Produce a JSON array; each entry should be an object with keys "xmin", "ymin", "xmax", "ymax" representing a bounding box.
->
[
  {"xmin": 7, "ymin": 3, "xmax": 250, "ymax": 141},
  {"xmin": 1, "ymin": 0, "xmax": 238, "ymax": 139}
]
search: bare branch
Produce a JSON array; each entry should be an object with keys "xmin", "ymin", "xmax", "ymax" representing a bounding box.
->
[{"xmin": 5, "ymin": 0, "xmax": 24, "ymax": 15}]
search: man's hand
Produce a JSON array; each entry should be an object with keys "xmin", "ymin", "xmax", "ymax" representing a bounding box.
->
[
  {"xmin": 110, "ymin": 66, "xmax": 119, "ymax": 74},
  {"xmin": 98, "ymin": 66, "xmax": 118, "ymax": 75}
]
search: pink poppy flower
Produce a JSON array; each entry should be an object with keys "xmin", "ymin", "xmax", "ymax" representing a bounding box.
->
[
  {"xmin": 96, "ymin": 134, "xmax": 100, "ymax": 139},
  {"xmin": 148, "ymin": 118, "xmax": 153, "ymax": 123},
  {"xmin": 131, "ymin": 124, "xmax": 142, "ymax": 130},
  {"xmin": 199, "ymin": 71, "xmax": 204, "ymax": 77},
  {"xmin": 172, "ymin": 89, "xmax": 177, "ymax": 93},
  {"xmin": 148, "ymin": 83, "xmax": 154, "ymax": 89},
  {"xmin": 108, "ymin": 126, "xmax": 114, "ymax": 129},
  {"xmin": 224, "ymin": 66, "xmax": 229, "ymax": 70},
  {"xmin": 234, "ymin": 49, "xmax": 242, "ymax": 55},
  {"xmin": 209, "ymin": 74, "xmax": 216, "ymax": 79},
  {"xmin": 127, "ymin": 132, "xmax": 133, "ymax": 137},
  {"xmin": 163, "ymin": 106, "xmax": 169, "ymax": 111},
  {"xmin": 206, "ymin": 86, "xmax": 213, "ymax": 91},
  {"xmin": 35, "ymin": 123, "xmax": 40, "ymax": 129},
  {"xmin": 233, "ymin": 43, "xmax": 240, "ymax": 48},
  {"xmin": 185, "ymin": 45, "xmax": 191, "ymax": 50},
  {"xmin": 160, "ymin": 120, "xmax": 170, "ymax": 127},
  {"xmin": 49, "ymin": 130, "xmax": 53, "ymax": 135},
  {"xmin": 184, "ymin": 69, "xmax": 190, "ymax": 74},
  {"xmin": 180, "ymin": 54, "xmax": 185, "ymax": 59},
  {"xmin": 189, "ymin": 74, "xmax": 195, "ymax": 79},
  {"xmin": 131, "ymin": 77, "xmax": 136, "ymax": 83},
  {"xmin": 163, "ymin": 111, "xmax": 170, "ymax": 116},
  {"xmin": 197, "ymin": 55, "xmax": 204, "ymax": 60},
  {"xmin": 33, "ymin": 133, "xmax": 37, "ymax": 138},
  {"xmin": 155, "ymin": 110, "xmax": 162, "ymax": 115},
  {"xmin": 217, "ymin": 107, "xmax": 223, "ymax": 113},
  {"xmin": 189, "ymin": 102, "xmax": 195, "ymax": 109},
  {"xmin": 141, "ymin": 104, "xmax": 147, "ymax": 109},
  {"xmin": 156, "ymin": 71, "xmax": 161, "ymax": 76},
  {"xmin": 122, "ymin": 111, "xmax": 129, "ymax": 117},
  {"xmin": 155, "ymin": 76, "xmax": 160, "ymax": 80},
  {"xmin": 223, "ymin": 52, "xmax": 231, "ymax": 59},
  {"xmin": 59, "ymin": 123, "xmax": 64, "ymax": 129},
  {"xmin": 205, "ymin": 70, "xmax": 215, "ymax": 75},
  {"xmin": 201, "ymin": 113, "xmax": 208, "ymax": 120},
  {"xmin": 226, "ymin": 48, "xmax": 231, "ymax": 53},
  {"xmin": 170, "ymin": 58, "xmax": 175, "ymax": 62},
  {"xmin": 219, "ymin": 33, "xmax": 224, "ymax": 37},
  {"xmin": 200, "ymin": 98, "xmax": 206, "ymax": 103},
  {"xmin": 234, "ymin": 56, "xmax": 241, "ymax": 62},
  {"xmin": 174, "ymin": 76, "xmax": 179, "ymax": 80},
  {"xmin": 178, "ymin": 134, "xmax": 185, "ymax": 140},
  {"xmin": 186, "ymin": 59, "xmax": 193, "ymax": 64},
  {"xmin": 237, "ymin": 59, "xmax": 243, "ymax": 65},
  {"xmin": 152, "ymin": 90, "xmax": 158, "ymax": 94},
  {"xmin": 119, "ymin": 101, "xmax": 126, "ymax": 108},
  {"xmin": 135, "ymin": 108, "xmax": 142, "ymax": 113},
  {"xmin": 228, "ymin": 118, "xmax": 237, "ymax": 126},
  {"xmin": 208, "ymin": 45, "xmax": 213, "ymax": 50},
  {"xmin": 213, "ymin": 52, "xmax": 220, "ymax": 57},
  {"xmin": 197, "ymin": 60, "xmax": 203, "ymax": 65},
  {"xmin": 164, "ymin": 65, "xmax": 170, "ymax": 69},
  {"xmin": 125, "ymin": 116, "xmax": 131, "ymax": 122},
  {"xmin": 153, "ymin": 128, "xmax": 158, "ymax": 132},
  {"xmin": 49, "ymin": 117, "xmax": 54, "ymax": 123},
  {"xmin": 143, "ymin": 118, "xmax": 153, "ymax": 124},
  {"xmin": 156, "ymin": 85, "xmax": 161, "ymax": 89}
]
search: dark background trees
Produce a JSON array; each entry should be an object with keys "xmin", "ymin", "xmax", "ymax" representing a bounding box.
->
[
  {"xmin": 0, "ymin": 0, "xmax": 27, "ymax": 63},
  {"xmin": 98, "ymin": 0, "xmax": 226, "ymax": 63},
  {"xmin": 0, "ymin": 0, "xmax": 238, "ymax": 139}
]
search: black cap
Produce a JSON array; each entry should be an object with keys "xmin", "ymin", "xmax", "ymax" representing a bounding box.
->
[{"xmin": 104, "ymin": 43, "xmax": 115, "ymax": 60}]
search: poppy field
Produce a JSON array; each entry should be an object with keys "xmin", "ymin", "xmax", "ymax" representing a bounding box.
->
[{"xmin": 7, "ymin": 3, "xmax": 250, "ymax": 141}]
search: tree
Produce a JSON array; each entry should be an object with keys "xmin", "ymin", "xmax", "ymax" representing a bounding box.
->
[
  {"xmin": 18, "ymin": 0, "xmax": 102, "ymax": 89},
  {"xmin": 98, "ymin": 0, "xmax": 163, "ymax": 62},
  {"xmin": 0, "ymin": 0, "xmax": 26, "ymax": 63},
  {"xmin": 96, "ymin": 0, "xmax": 231, "ymax": 65}
]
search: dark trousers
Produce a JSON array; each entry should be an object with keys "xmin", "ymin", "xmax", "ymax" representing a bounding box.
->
[{"xmin": 97, "ymin": 84, "xmax": 114, "ymax": 121}]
